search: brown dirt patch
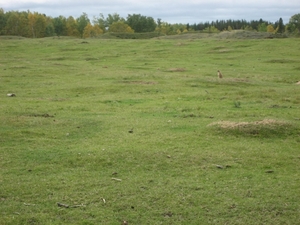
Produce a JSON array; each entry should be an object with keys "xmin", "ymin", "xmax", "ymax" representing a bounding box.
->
[{"xmin": 296, "ymin": 81, "xmax": 300, "ymax": 85}]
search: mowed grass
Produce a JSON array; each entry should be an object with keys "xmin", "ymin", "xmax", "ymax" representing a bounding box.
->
[{"xmin": 0, "ymin": 36, "xmax": 300, "ymax": 224}]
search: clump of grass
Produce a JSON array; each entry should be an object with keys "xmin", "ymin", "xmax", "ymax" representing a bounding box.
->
[{"xmin": 234, "ymin": 101, "xmax": 241, "ymax": 108}]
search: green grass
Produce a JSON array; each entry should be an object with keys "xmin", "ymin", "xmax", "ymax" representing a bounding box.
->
[{"xmin": 1, "ymin": 35, "xmax": 300, "ymax": 224}]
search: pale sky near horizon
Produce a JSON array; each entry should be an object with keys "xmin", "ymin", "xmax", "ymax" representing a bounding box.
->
[{"xmin": 1, "ymin": 0, "xmax": 299, "ymax": 24}]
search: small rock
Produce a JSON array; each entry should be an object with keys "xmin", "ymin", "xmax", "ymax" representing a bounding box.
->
[
  {"xmin": 7, "ymin": 93, "xmax": 16, "ymax": 97},
  {"xmin": 216, "ymin": 165, "xmax": 224, "ymax": 169}
]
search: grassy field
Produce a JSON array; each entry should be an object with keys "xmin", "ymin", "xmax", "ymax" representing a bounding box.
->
[{"xmin": 1, "ymin": 34, "xmax": 300, "ymax": 224}]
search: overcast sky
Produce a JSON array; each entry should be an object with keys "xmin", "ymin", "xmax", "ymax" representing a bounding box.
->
[{"xmin": 1, "ymin": 0, "xmax": 299, "ymax": 24}]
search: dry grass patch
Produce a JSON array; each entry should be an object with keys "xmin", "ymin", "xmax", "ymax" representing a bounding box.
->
[
  {"xmin": 167, "ymin": 68, "xmax": 186, "ymax": 72},
  {"xmin": 226, "ymin": 78, "xmax": 251, "ymax": 83},
  {"xmin": 208, "ymin": 119, "xmax": 294, "ymax": 137},
  {"xmin": 123, "ymin": 81, "xmax": 157, "ymax": 85},
  {"xmin": 174, "ymin": 42, "xmax": 186, "ymax": 46},
  {"xmin": 208, "ymin": 119, "xmax": 287, "ymax": 129}
]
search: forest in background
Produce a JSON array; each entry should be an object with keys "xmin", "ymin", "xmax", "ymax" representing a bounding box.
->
[{"xmin": 0, "ymin": 8, "xmax": 299, "ymax": 38}]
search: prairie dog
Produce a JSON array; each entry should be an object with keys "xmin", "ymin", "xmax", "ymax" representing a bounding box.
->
[{"xmin": 217, "ymin": 70, "xmax": 223, "ymax": 78}]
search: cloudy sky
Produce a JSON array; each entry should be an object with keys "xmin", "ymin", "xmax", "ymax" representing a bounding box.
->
[{"xmin": 1, "ymin": 0, "xmax": 299, "ymax": 24}]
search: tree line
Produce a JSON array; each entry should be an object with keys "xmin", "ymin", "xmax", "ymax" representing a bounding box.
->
[{"xmin": 0, "ymin": 8, "xmax": 299, "ymax": 38}]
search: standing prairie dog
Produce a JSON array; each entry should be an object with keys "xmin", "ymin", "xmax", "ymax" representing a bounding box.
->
[{"xmin": 217, "ymin": 70, "xmax": 223, "ymax": 78}]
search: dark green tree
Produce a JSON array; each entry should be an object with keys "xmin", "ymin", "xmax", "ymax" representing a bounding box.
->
[
  {"xmin": 93, "ymin": 13, "xmax": 124, "ymax": 31},
  {"xmin": 5, "ymin": 11, "xmax": 29, "ymax": 36},
  {"xmin": 45, "ymin": 22, "xmax": 54, "ymax": 36},
  {"xmin": 77, "ymin": 12, "xmax": 90, "ymax": 37},
  {"xmin": 287, "ymin": 13, "xmax": 300, "ymax": 33},
  {"xmin": 276, "ymin": 17, "xmax": 285, "ymax": 33},
  {"xmin": 93, "ymin": 13, "xmax": 106, "ymax": 31},
  {"xmin": 258, "ymin": 23, "xmax": 267, "ymax": 32},
  {"xmin": 53, "ymin": 16, "xmax": 66, "ymax": 36},
  {"xmin": 0, "ymin": 8, "xmax": 6, "ymax": 35},
  {"xmin": 126, "ymin": 14, "xmax": 156, "ymax": 32}
]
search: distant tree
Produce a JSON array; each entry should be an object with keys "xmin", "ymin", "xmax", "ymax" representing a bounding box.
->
[
  {"xmin": 170, "ymin": 23, "xmax": 187, "ymax": 34},
  {"xmin": 287, "ymin": 13, "xmax": 300, "ymax": 33},
  {"xmin": 126, "ymin": 14, "xmax": 156, "ymax": 32},
  {"xmin": 28, "ymin": 12, "xmax": 47, "ymax": 38},
  {"xmin": 267, "ymin": 24, "xmax": 275, "ymax": 33},
  {"xmin": 243, "ymin": 25, "xmax": 254, "ymax": 31},
  {"xmin": 28, "ymin": 12, "xmax": 36, "ymax": 37},
  {"xmin": 109, "ymin": 21, "xmax": 134, "ymax": 33},
  {"xmin": 155, "ymin": 22, "xmax": 172, "ymax": 35},
  {"xmin": 77, "ymin": 13, "xmax": 90, "ymax": 38},
  {"xmin": 93, "ymin": 13, "xmax": 106, "ymax": 31},
  {"xmin": 66, "ymin": 16, "xmax": 79, "ymax": 37},
  {"xmin": 93, "ymin": 13, "xmax": 124, "ymax": 32},
  {"xmin": 53, "ymin": 16, "xmax": 67, "ymax": 36},
  {"xmin": 44, "ymin": 16, "xmax": 55, "ymax": 36},
  {"xmin": 227, "ymin": 25, "xmax": 233, "ymax": 31},
  {"xmin": 276, "ymin": 17, "xmax": 285, "ymax": 33},
  {"xmin": 203, "ymin": 26, "xmax": 219, "ymax": 33},
  {"xmin": 107, "ymin": 13, "xmax": 124, "ymax": 26},
  {"xmin": 93, "ymin": 25, "xmax": 104, "ymax": 36},
  {"xmin": 258, "ymin": 23, "xmax": 267, "ymax": 32},
  {"xmin": 157, "ymin": 18, "xmax": 162, "ymax": 28},
  {"xmin": 83, "ymin": 23, "xmax": 103, "ymax": 38},
  {"xmin": 0, "ymin": 8, "xmax": 6, "ymax": 35},
  {"xmin": 82, "ymin": 23, "xmax": 92, "ymax": 38},
  {"xmin": 250, "ymin": 19, "xmax": 264, "ymax": 31},
  {"xmin": 5, "ymin": 11, "xmax": 29, "ymax": 36}
]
